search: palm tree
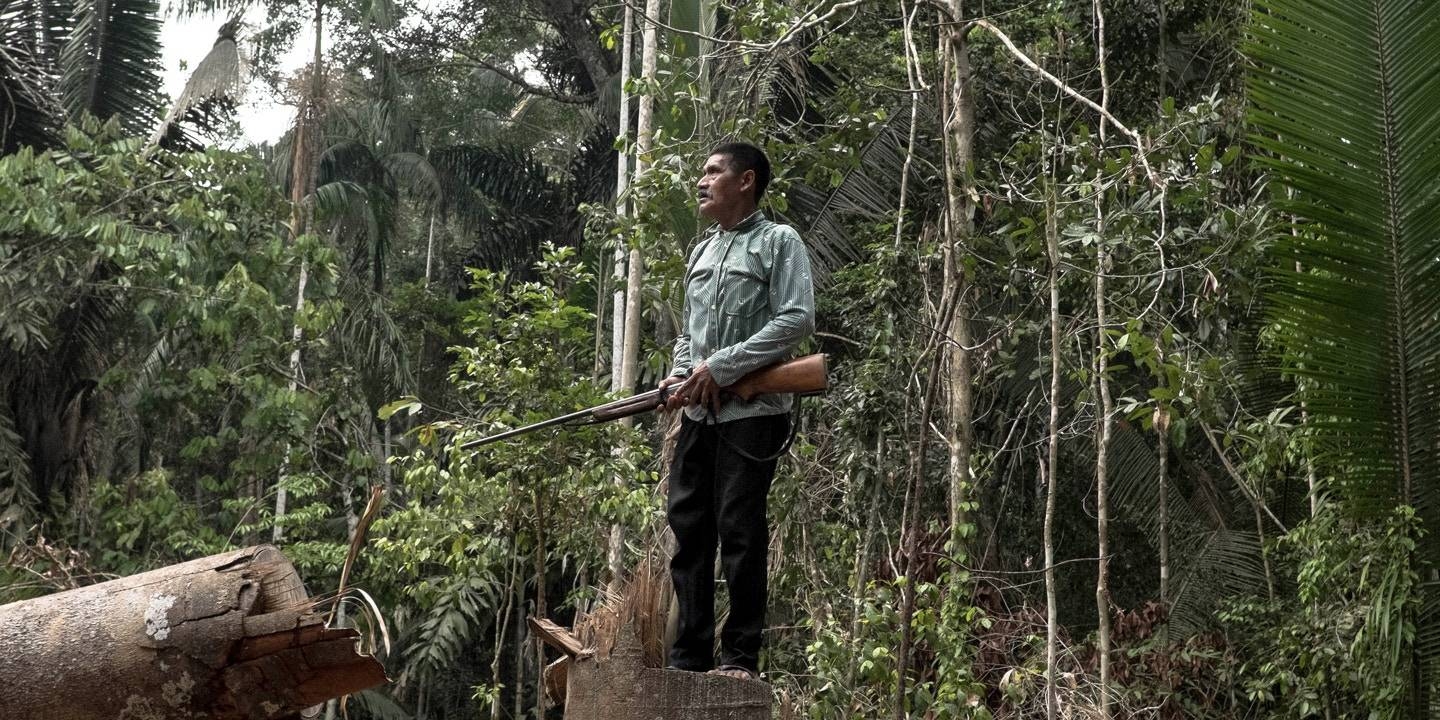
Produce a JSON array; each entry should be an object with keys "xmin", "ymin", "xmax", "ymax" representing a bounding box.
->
[
  {"xmin": 1249, "ymin": 0, "xmax": 1440, "ymax": 712},
  {"xmin": 0, "ymin": 0, "xmax": 164, "ymax": 151}
]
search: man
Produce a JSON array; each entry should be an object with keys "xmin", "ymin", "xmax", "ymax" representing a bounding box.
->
[{"xmin": 658, "ymin": 142, "xmax": 815, "ymax": 681}]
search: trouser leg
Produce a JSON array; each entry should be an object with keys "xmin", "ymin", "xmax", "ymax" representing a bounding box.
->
[
  {"xmin": 666, "ymin": 417, "xmax": 716, "ymax": 671},
  {"xmin": 714, "ymin": 414, "xmax": 787, "ymax": 673}
]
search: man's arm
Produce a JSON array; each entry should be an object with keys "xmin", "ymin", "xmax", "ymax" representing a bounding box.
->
[
  {"xmin": 667, "ymin": 249, "xmax": 696, "ymax": 380},
  {"xmin": 704, "ymin": 227, "xmax": 815, "ymax": 388},
  {"xmin": 669, "ymin": 329, "xmax": 692, "ymax": 380},
  {"xmin": 660, "ymin": 252, "xmax": 696, "ymax": 411}
]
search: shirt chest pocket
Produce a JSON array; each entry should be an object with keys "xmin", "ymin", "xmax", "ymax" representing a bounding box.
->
[{"xmin": 719, "ymin": 248, "xmax": 769, "ymax": 319}]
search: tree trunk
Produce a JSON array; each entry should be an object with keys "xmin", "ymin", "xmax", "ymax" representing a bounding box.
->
[
  {"xmin": 1092, "ymin": 0, "xmax": 1113, "ymax": 713},
  {"xmin": 0, "ymin": 546, "xmax": 386, "ymax": 720},
  {"xmin": 276, "ymin": 0, "xmax": 327, "ymax": 542},
  {"xmin": 1088, "ymin": 200, "xmax": 1111, "ymax": 717},
  {"xmin": 619, "ymin": 0, "xmax": 658, "ymax": 401},
  {"xmin": 534, "ymin": 488, "xmax": 549, "ymax": 719},
  {"xmin": 1157, "ymin": 402, "xmax": 1170, "ymax": 613},
  {"xmin": 941, "ymin": 0, "xmax": 976, "ymax": 556},
  {"xmin": 564, "ymin": 626, "xmax": 770, "ymax": 720},
  {"xmin": 1092, "ymin": 194, "xmax": 1114, "ymax": 719},
  {"xmin": 1043, "ymin": 186, "xmax": 1061, "ymax": 720},
  {"xmin": 424, "ymin": 213, "xmax": 437, "ymax": 286},
  {"xmin": 607, "ymin": 0, "xmax": 635, "ymax": 581}
]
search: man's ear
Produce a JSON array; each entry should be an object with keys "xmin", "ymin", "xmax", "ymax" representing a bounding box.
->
[{"xmin": 740, "ymin": 169, "xmax": 755, "ymax": 194}]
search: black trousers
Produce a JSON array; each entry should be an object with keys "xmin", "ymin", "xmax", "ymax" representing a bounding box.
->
[{"xmin": 666, "ymin": 413, "xmax": 788, "ymax": 673}]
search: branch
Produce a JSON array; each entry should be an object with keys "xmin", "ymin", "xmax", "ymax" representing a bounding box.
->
[
  {"xmin": 1200, "ymin": 422, "xmax": 1288, "ymax": 533},
  {"xmin": 968, "ymin": 18, "xmax": 1159, "ymax": 188},
  {"xmin": 618, "ymin": 0, "xmax": 865, "ymax": 54},
  {"xmin": 446, "ymin": 50, "xmax": 597, "ymax": 105}
]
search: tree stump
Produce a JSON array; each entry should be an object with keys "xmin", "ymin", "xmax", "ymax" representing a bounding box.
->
[
  {"xmin": 562, "ymin": 625, "xmax": 771, "ymax": 720},
  {"xmin": 0, "ymin": 545, "xmax": 387, "ymax": 720}
]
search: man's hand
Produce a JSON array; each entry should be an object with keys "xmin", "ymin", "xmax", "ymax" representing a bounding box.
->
[
  {"xmin": 686, "ymin": 363, "xmax": 724, "ymax": 414},
  {"xmin": 657, "ymin": 363, "xmax": 725, "ymax": 414},
  {"xmin": 659, "ymin": 374, "xmax": 688, "ymax": 412}
]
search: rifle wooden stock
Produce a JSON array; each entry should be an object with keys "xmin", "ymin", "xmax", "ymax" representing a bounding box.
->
[
  {"xmin": 457, "ymin": 354, "xmax": 828, "ymax": 449},
  {"xmin": 727, "ymin": 352, "xmax": 828, "ymax": 402}
]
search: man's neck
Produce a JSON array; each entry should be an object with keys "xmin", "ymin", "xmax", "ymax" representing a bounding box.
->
[{"xmin": 715, "ymin": 204, "xmax": 760, "ymax": 231}]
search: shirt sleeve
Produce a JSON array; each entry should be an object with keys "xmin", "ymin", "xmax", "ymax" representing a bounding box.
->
[
  {"xmin": 669, "ymin": 239, "xmax": 705, "ymax": 378},
  {"xmin": 669, "ymin": 297, "xmax": 692, "ymax": 378},
  {"xmin": 705, "ymin": 226, "xmax": 815, "ymax": 387}
]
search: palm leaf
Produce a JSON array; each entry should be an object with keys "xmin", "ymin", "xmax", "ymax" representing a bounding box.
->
[
  {"xmin": 333, "ymin": 276, "xmax": 413, "ymax": 406},
  {"xmin": 1248, "ymin": 0, "xmax": 1440, "ymax": 709},
  {"xmin": 781, "ymin": 114, "xmax": 931, "ymax": 285},
  {"xmin": 0, "ymin": 0, "xmax": 63, "ymax": 151},
  {"xmin": 148, "ymin": 17, "xmax": 241, "ymax": 147},
  {"xmin": 345, "ymin": 689, "xmax": 412, "ymax": 720},
  {"xmin": 383, "ymin": 151, "xmax": 443, "ymax": 210},
  {"xmin": 429, "ymin": 144, "xmax": 567, "ymax": 271},
  {"xmin": 57, "ymin": 0, "xmax": 163, "ymax": 133},
  {"xmin": 19, "ymin": 0, "xmax": 73, "ymax": 63},
  {"xmin": 0, "ymin": 408, "xmax": 36, "ymax": 535},
  {"xmin": 1167, "ymin": 527, "xmax": 1270, "ymax": 632}
]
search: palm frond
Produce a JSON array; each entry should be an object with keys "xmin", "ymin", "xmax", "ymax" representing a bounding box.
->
[
  {"xmin": 1249, "ymin": 0, "xmax": 1440, "ymax": 708},
  {"xmin": 0, "ymin": 408, "xmax": 37, "ymax": 534},
  {"xmin": 383, "ymin": 151, "xmax": 443, "ymax": 210},
  {"xmin": 58, "ymin": 0, "xmax": 163, "ymax": 133},
  {"xmin": 333, "ymin": 276, "xmax": 413, "ymax": 405},
  {"xmin": 1252, "ymin": 0, "xmax": 1440, "ymax": 509},
  {"xmin": 315, "ymin": 179, "xmax": 396, "ymax": 290},
  {"xmin": 0, "ymin": 0, "xmax": 63, "ymax": 151},
  {"xmin": 18, "ymin": 0, "xmax": 74, "ymax": 63},
  {"xmin": 345, "ymin": 689, "xmax": 412, "ymax": 720},
  {"xmin": 148, "ymin": 16, "xmax": 241, "ymax": 147},
  {"xmin": 401, "ymin": 575, "xmax": 499, "ymax": 684},
  {"xmin": 1166, "ymin": 527, "xmax": 1269, "ymax": 634},
  {"xmin": 314, "ymin": 180, "xmax": 371, "ymax": 220},
  {"xmin": 781, "ymin": 107, "xmax": 935, "ymax": 284},
  {"xmin": 429, "ymin": 144, "xmax": 567, "ymax": 271}
]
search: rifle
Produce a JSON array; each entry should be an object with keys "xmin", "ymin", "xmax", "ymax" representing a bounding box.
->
[{"xmin": 456, "ymin": 354, "xmax": 828, "ymax": 450}]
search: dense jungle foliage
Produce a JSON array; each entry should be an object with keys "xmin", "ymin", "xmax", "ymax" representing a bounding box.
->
[{"xmin": 2, "ymin": 0, "xmax": 1438, "ymax": 717}]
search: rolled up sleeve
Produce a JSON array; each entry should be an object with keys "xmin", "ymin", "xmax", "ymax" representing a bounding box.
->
[{"xmin": 705, "ymin": 227, "xmax": 815, "ymax": 387}]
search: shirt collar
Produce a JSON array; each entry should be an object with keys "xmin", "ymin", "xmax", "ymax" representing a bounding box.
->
[{"xmin": 713, "ymin": 209, "xmax": 765, "ymax": 235}]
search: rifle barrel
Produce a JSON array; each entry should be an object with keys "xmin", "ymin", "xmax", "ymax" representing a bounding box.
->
[
  {"xmin": 456, "ymin": 407, "xmax": 592, "ymax": 450},
  {"xmin": 455, "ymin": 389, "xmax": 666, "ymax": 450}
]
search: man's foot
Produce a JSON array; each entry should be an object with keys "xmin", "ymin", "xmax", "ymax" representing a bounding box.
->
[{"xmin": 706, "ymin": 665, "xmax": 759, "ymax": 681}]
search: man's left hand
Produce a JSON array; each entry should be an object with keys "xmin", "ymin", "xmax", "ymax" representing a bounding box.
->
[{"xmin": 682, "ymin": 362, "xmax": 724, "ymax": 415}]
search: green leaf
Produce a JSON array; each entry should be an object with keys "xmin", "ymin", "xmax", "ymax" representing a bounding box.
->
[{"xmin": 378, "ymin": 397, "xmax": 422, "ymax": 420}]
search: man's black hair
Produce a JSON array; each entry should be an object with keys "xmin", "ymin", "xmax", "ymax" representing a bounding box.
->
[{"xmin": 710, "ymin": 141, "xmax": 771, "ymax": 202}]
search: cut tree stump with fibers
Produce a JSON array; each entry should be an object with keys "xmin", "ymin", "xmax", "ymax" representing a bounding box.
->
[
  {"xmin": 0, "ymin": 545, "xmax": 387, "ymax": 720},
  {"xmin": 563, "ymin": 625, "xmax": 770, "ymax": 720}
]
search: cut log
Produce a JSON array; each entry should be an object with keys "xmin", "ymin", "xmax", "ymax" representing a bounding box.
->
[
  {"xmin": 563, "ymin": 625, "xmax": 770, "ymax": 720},
  {"xmin": 529, "ymin": 616, "xmax": 586, "ymax": 658},
  {"xmin": 0, "ymin": 545, "xmax": 387, "ymax": 720}
]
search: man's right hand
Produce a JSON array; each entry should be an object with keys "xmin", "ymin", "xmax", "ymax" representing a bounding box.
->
[{"xmin": 659, "ymin": 374, "xmax": 688, "ymax": 412}]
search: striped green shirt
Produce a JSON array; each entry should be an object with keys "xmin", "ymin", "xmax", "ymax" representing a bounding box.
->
[{"xmin": 669, "ymin": 211, "xmax": 816, "ymax": 423}]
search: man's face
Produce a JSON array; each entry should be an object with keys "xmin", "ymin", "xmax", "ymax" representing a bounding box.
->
[{"xmin": 697, "ymin": 153, "xmax": 754, "ymax": 220}]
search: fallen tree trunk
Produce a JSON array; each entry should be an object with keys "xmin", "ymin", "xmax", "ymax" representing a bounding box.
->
[{"xmin": 0, "ymin": 545, "xmax": 387, "ymax": 720}]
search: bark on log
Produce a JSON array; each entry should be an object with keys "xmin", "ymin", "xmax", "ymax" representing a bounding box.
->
[
  {"xmin": 0, "ymin": 545, "xmax": 387, "ymax": 720},
  {"xmin": 563, "ymin": 626, "xmax": 770, "ymax": 720}
]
